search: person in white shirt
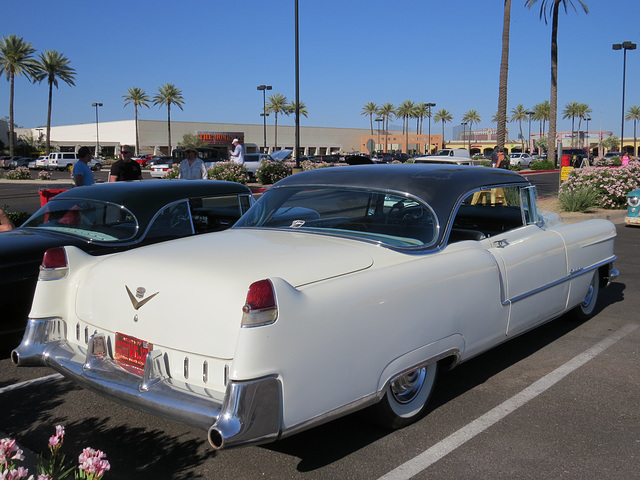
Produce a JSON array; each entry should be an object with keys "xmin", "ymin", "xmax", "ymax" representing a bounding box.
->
[
  {"xmin": 229, "ymin": 138, "xmax": 244, "ymax": 164},
  {"xmin": 179, "ymin": 148, "xmax": 208, "ymax": 180}
]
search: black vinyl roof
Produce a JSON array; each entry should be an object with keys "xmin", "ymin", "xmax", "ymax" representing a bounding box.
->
[{"xmin": 273, "ymin": 164, "xmax": 530, "ymax": 225}]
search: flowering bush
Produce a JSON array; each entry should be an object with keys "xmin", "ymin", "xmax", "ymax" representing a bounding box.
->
[
  {"xmin": 0, "ymin": 425, "xmax": 110, "ymax": 480},
  {"xmin": 257, "ymin": 160, "xmax": 291, "ymax": 184},
  {"xmin": 297, "ymin": 160, "xmax": 336, "ymax": 171},
  {"xmin": 593, "ymin": 156, "xmax": 622, "ymax": 167},
  {"xmin": 38, "ymin": 171, "xmax": 52, "ymax": 181},
  {"xmin": 5, "ymin": 167, "xmax": 31, "ymax": 180},
  {"xmin": 162, "ymin": 164, "xmax": 180, "ymax": 179},
  {"xmin": 207, "ymin": 161, "xmax": 248, "ymax": 184},
  {"xmin": 559, "ymin": 160, "xmax": 640, "ymax": 209}
]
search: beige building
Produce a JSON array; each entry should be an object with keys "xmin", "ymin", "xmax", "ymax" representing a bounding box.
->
[{"xmin": 20, "ymin": 120, "xmax": 379, "ymax": 157}]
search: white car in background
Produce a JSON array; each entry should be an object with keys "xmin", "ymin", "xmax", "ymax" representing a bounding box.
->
[
  {"xmin": 509, "ymin": 153, "xmax": 534, "ymax": 168},
  {"xmin": 34, "ymin": 156, "xmax": 50, "ymax": 170}
]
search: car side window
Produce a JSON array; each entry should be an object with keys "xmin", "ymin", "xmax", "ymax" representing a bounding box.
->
[
  {"xmin": 190, "ymin": 194, "xmax": 252, "ymax": 234},
  {"xmin": 146, "ymin": 201, "xmax": 193, "ymax": 240},
  {"xmin": 449, "ymin": 186, "xmax": 526, "ymax": 243}
]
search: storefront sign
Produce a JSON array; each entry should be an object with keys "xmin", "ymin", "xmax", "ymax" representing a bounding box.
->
[{"xmin": 196, "ymin": 131, "xmax": 244, "ymax": 145}]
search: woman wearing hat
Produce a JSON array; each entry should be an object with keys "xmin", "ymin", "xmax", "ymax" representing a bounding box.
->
[{"xmin": 179, "ymin": 148, "xmax": 208, "ymax": 180}]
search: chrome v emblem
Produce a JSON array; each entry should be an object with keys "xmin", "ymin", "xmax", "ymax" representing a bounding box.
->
[{"xmin": 125, "ymin": 285, "xmax": 159, "ymax": 310}]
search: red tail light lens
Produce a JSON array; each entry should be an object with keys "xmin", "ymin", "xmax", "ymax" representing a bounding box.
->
[
  {"xmin": 39, "ymin": 247, "xmax": 68, "ymax": 280},
  {"xmin": 242, "ymin": 279, "xmax": 277, "ymax": 327}
]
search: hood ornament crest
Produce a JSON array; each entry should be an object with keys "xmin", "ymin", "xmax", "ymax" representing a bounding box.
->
[{"xmin": 125, "ymin": 285, "xmax": 159, "ymax": 310}]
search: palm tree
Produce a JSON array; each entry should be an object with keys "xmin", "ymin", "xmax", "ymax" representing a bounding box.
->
[
  {"xmin": 413, "ymin": 102, "xmax": 429, "ymax": 135},
  {"xmin": 0, "ymin": 34, "xmax": 38, "ymax": 156},
  {"xmin": 265, "ymin": 93, "xmax": 288, "ymax": 151},
  {"xmin": 533, "ymin": 100, "xmax": 550, "ymax": 138},
  {"xmin": 526, "ymin": 0, "xmax": 589, "ymax": 165},
  {"xmin": 152, "ymin": 83, "xmax": 184, "ymax": 155},
  {"xmin": 377, "ymin": 103, "xmax": 395, "ymax": 153},
  {"xmin": 625, "ymin": 105, "xmax": 640, "ymax": 157},
  {"xmin": 562, "ymin": 101, "xmax": 581, "ymax": 146},
  {"xmin": 34, "ymin": 50, "xmax": 76, "ymax": 154},
  {"xmin": 123, "ymin": 87, "xmax": 150, "ymax": 155},
  {"xmin": 462, "ymin": 109, "xmax": 481, "ymax": 149},
  {"xmin": 434, "ymin": 109, "xmax": 453, "ymax": 149},
  {"xmin": 510, "ymin": 104, "xmax": 529, "ymax": 152},
  {"xmin": 497, "ymin": 0, "xmax": 512, "ymax": 155},
  {"xmin": 285, "ymin": 100, "xmax": 308, "ymax": 118},
  {"xmin": 396, "ymin": 100, "xmax": 415, "ymax": 152},
  {"xmin": 361, "ymin": 102, "xmax": 378, "ymax": 134}
]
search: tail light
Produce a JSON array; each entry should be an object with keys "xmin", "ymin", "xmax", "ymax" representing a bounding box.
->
[
  {"xmin": 39, "ymin": 247, "xmax": 68, "ymax": 280},
  {"xmin": 241, "ymin": 279, "xmax": 277, "ymax": 327}
]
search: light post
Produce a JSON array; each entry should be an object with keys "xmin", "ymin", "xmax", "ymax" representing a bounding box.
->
[
  {"xmin": 294, "ymin": 0, "xmax": 300, "ymax": 168},
  {"xmin": 613, "ymin": 41, "xmax": 636, "ymax": 155},
  {"xmin": 35, "ymin": 128, "xmax": 44, "ymax": 150},
  {"xmin": 526, "ymin": 111, "xmax": 534, "ymax": 153},
  {"xmin": 583, "ymin": 113, "xmax": 591, "ymax": 154},
  {"xmin": 257, "ymin": 85, "xmax": 272, "ymax": 152},
  {"xmin": 426, "ymin": 102, "xmax": 436, "ymax": 154},
  {"xmin": 461, "ymin": 122, "xmax": 468, "ymax": 149},
  {"xmin": 91, "ymin": 102, "xmax": 103, "ymax": 157},
  {"xmin": 375, "ymin": 117, "xmax": 383, "ymax": 152}
]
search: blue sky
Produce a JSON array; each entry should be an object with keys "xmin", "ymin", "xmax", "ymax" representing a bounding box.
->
[{"xmin": 1, "ymin": 0, "xmax": 639, "ymax": 140}]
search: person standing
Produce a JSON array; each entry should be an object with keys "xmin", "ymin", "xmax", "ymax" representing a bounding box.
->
[
  {"xmin": 229, "ymin": 138, "xmax": 244, "ymax": 164},
  {"xmin": 72, "ymin": 146, "xmax": 95, "ymax": 186},
  {"xmin": 110, "ymin": 145, "xmax": 142, "ymax": 182},
  {"xmin": 179, "ymin": 148, "xmax": 208, "ymax": 180},
  {"xmin": 621, "ymin": 152, "xmax": 630, "ymax": 165}
]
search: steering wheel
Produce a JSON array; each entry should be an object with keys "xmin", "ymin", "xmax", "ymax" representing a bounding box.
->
[{"xmin": 386, "ymin": 202, "xmax": 405, "ymax": 224}]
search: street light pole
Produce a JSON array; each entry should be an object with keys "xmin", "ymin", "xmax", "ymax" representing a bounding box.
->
[
  {"xmin": 583, "ymin": 113, "xmax": 591, "ymax": 155},
  {"xmin": 375, "ymin": 117, "xmax": 383, "ymax": 152},
  {"xmin": 613, "ymin": 41, "xmax": 636, "ymax": 155},
  {"xmin": 294, "ymin": 0, "xmax": 300, "ymax": 168},
  {"xmin": 257, "ymin": 85, "xmax": 272, "ymax": 152},
  {"xmin": 91, "ymin": 102, "xmax": 103, "ymax": 157},
  {"xmin": 461, "ymin": 122, "xmax": 468, "ymax": 149},
  {"xmin": 426, "ymin": 102, "xmax": 436, "ymax": 154}
]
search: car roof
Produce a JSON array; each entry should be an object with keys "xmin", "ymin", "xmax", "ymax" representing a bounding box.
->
[
  {"xmin": 271, "ymin": 164, "xmax": 530, "ymax": 239},
  {"xmin": 51, "ymin": 180, "xmax": 252, "ymax": 226}
]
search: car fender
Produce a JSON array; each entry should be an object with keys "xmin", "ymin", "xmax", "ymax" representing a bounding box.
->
[{"xmin": 376, "ymin": 334, "xmax": 464, "ymax": 393}]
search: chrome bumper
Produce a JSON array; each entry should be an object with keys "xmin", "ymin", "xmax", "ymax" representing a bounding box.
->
[{"xmin": 12, "ymin": 318, "xmax": 282, "ymax": 450}]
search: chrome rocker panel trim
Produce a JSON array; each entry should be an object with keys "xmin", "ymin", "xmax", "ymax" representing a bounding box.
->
[{"xmin": 12, "ymin": 319, "xmax": 282, "ymax": 450}]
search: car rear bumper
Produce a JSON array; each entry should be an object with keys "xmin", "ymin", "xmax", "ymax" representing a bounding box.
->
[{"xmin": 12, "ymin": 317, "xmax": 282, "ymax": 450}]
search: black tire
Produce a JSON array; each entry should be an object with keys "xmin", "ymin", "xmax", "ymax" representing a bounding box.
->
[
  {"xmin": 366, "ymin": 362, "xmax": 438, "ymax": 429},
  {"xmin": 568, "ymin": 270, "xmax": 600, "ymax": 321}
]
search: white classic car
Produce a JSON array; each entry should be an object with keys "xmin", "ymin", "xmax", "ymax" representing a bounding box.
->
[{"xmin": 13, "ymin": 164, "xmax": 618, "ymax": 450}]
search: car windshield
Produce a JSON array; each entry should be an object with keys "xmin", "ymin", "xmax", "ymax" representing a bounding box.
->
[
  {"xmin": 235, "ymin": 187, "xmax": 437, "ymax": 248},
  {"xmin": 22, "ymin": 198, "xmax": 138, "ymax": 242}
]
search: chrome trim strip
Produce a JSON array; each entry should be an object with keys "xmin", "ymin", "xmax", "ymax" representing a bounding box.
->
[{"xmin": 502, "ymin": 256, "xmax": 617, "ymax": 306}]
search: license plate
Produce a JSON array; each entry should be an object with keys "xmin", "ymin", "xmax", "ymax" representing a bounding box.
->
[{"xmin": 115, "ymin": 333, "xmax": 152, "ymax": 372}]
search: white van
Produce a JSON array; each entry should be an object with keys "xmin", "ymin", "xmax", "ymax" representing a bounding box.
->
[{"xmin": 47, "ymin": 152, "xmax": 79, "ymax": 171}]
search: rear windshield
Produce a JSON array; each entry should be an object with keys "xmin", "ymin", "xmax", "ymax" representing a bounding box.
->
[
  {"xmin": 22, "ymin": 198, "xmax": 138, "ymax": 242},
  {"xmin": 235, "ymin": 187, "xmax": 437, "ymax": 248}
]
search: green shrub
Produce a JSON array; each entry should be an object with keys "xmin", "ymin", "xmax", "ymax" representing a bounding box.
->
[
  {"xmin": 510, "ymin": 163, "xmax": 522, "ymax": 172},
  {"xmin": 558, "ymin": 187, "xmax": 600, "ymax": 212},
  {"xmin": 530, "ymin": 159, "xmax": 555, "ymax": 170},
  {"xmin": 257, "ymin": 160, "xmax": 292, "ymax": 184},
  {"xmin": 207, "ymin": 161, "xmax": 248, "ymax": 184},
  {"xmin": 1, "ymin": 204, "xmax": 31, "ymax": 226}
]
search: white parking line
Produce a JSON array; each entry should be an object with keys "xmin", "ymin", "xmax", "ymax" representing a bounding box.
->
[
  {"xmin": 0, "ymin": 373, "xmax": 63, "ymax": 394},
  {"xmin": 379, "ymin": 323, "xmax": 638, "ymax": 480}
]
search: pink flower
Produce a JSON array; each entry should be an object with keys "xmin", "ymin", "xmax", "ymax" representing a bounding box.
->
[{"xmin": 78, "ymin": 448, "xmax": 110, "ymax": 478}]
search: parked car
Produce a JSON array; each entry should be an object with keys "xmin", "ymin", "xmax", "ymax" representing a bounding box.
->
[
  {"xmin": 1, "ymin": 156, "xmax": 23, "ymax": 168},
  {"xmin": 34, "ymin": 155, "xmax": 50, "ymax": 170},
  {"xmin": 47, "ymin": 152, "xmax": 80, "ymax": 171},
  {"xmin": 244, "ymin": 153, "xmax": 274, "ymax": 180},
  {"xmin": 625, "ymin": 188, "xmax": 640, "ymax": 226},
  {"xmin": 150, "ymin": 158, "xmax": 176, "ymax": 177},
  {"xmin": 13, "ymin": 164, "xmax": 618, "ymax": 451},
  {"xmin": 561, "ymin": 148, "xmax": 588, "ymax": 167},
  {"xmin": 7, "ymin": 157, "xmax": 32, "ymax": 168},
  {"xmin": 0, "ymin": 180, "xmax": 254, "ymax": 340},
  {"xmin": 509, "ymin": 153, "xmax": 534, "ymax": 168},
  {"xmin": 87, "ymin": 158, "xmax": 102, "ymax": 171},
  {"xmin": 371, "ymin": 152, "xmax": 393, "ymax": 163},
  {"xmin": 133, "ymin": 154, "xmax": 155, "ymax": 166}
]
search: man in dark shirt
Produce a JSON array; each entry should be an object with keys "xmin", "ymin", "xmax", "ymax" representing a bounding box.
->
[{"xmin": 110, "ymin": 145, "xmax": 143, "ymax": 182}]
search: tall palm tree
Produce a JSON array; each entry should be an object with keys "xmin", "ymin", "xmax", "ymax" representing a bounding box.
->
[
  {"xmin": 462, "ymin": 109, "xmax": 481, "ymax": 149},
  {"xmin": 533, "ymin": 100, "xmax": 550, "ymax": 138},
  {"xmin": 574, "ymin": 102, "xmax": 591, "ymax": 147},
  {"xmin": 413, "ymin": 102, "xmax": 429, "ymax": 135},
  {"xmin": 361, "ymin": 102, "xmax": 378, "ymax": 134},
  {"xmin": 152, "ymin": 83, "xmax": 184, "ymax": 155},
  {"xmin": 265, "ymin": 93, "xmax": 288, "ymax": 151},
  {"xmin": 562, "ymin": 101, "xmax": 581, "ymax": 146},
  {"xmin": 625, "ymin": 105, "xmax": 640, "ymax": 157},
  {"xmin": 285, "ymin": 100, "xmax": 308, "ymax": 118},
  {"xmin": 0, "ymin": 34, "xmax": 38, "ymax": 156},
  {"xmin": 123, "ymin": 87, "xmax": 150, "ymax": 155},
  {"xmin": 497, "ymin": 0, "xmax": 512, "ymax": 154},
  {"xmin": 510, "ymin": 104, "xmax": 529, "ymax": 152},
  {"xmin": 434, "ymin": 109, "xmax": 453, "ymax": 149},
  {"xmin": 377, "ymin": 103, "xmax": 395, "ymax": 153},
  {"xmin": 34, "ymin": 50, "xmax": 76, "ymax": 154},
  {"xmin": 396, "ymin": 100, "xmax": 415, "ymax": 152},
  {"xmin": 526, "ymin": 0, "xmax": 589, "ymax": 165}
]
